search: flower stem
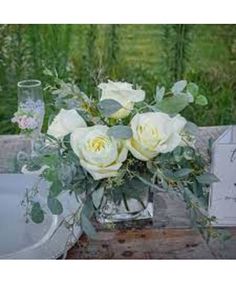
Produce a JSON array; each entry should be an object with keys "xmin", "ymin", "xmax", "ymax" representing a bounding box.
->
[{"xmin": 122, "ymin": 193, "xmax": 130, "ymax": 211}]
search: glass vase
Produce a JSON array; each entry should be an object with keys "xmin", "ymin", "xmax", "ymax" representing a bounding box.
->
[
  {"xmin": 17, "ymin": 80, "xmax": 45, "ymax": 140},
  {"xmin": 96, "ymin": 188, "xmax": 153, "ymax": 224}
]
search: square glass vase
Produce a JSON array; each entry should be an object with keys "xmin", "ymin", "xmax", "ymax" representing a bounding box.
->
[{"xmin": 96, "ymin": 188, "xmax": 153, "ymax": 224}]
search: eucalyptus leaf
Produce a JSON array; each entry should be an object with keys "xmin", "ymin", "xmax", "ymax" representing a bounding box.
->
[
  {"xmin": 41, "ymin": 154, "xmax": 59, "ymax": 167},
  {"xmin": 187, "ymin": 82, "xmax": 199, "ymax": 97},
  {"xmin": 155, "ymin": 86, "xmax": 165, "ymax": 102},
  {"xmin": 196, "ymin": 173, "xmax": 220, "ymax": 185},
  {"xmin": 183, "ymin": 188, "xmax": 208, "ymax": 216},
  {"xmin": 186, "ymin": 93, "xmax": 194, "ymax": 103},
  {"xmin": 162, "ymin": 169, "xmax": 176, "ymax": 180},
  {"xmin": 81, "ymin": 199, "xmax": 94, "ymax": 218},
  {"xmin": 107, "ymin": 125, "xmax": 133, "ymax": 139},
  {"xmin": 146, "ymin": 160, "xmax": 157, "ymax": 174},
  {"xmin": 171, "ymin": 80, "xmax": 187, "ymax": 95},
  {"xmin": 173, "ymin": 146, "xmax": 183, "ymax": 162},
  {"xmin": 161, "ymin": 178, "xmax": 169, "ymax": 190},
  {"xmin": 191, "ymin": 181, "xmax": 204, "ymax": 198},
  {"xmin": 43, "ymin": 168, "xmax": 56, "ymax": 182},
  {"xmin": 81, "ymin": 213, "xmax": 97, "ymax": 239},
  {"xmin": 218, "ymin": 230, "xmax": 232, "ymax": 242},
  {"xmin": 183, "ymin": 146, "xmax": 195, "ymax": 160},
  {"xmin": 92, "ymin": 187, "xmax": 104, "ymax": 209},
  {"xmin": 156, "ymin": 95, "xmax": 189, "ymax": 114},
  {"xmin": 174, "ymin": 168, "xmax": 193, "ymax": 178},
  {"xmin": 97, "ymin": 99, "xmax": 123, "ymax": 117},
  {"xmin": 31, "ymin": 202, "xmax": 44, "ymax": 224},
  {"xmin": 47, "ymin": 197, "xmax": 63, "ymax": 215},
  {"xmin": 49, "ymin": 180, "xmax": 62, "ymax": 198},
  {"xmin": 184, "ymin": 121, "xmax": 199, "ymax": 135},
  {"xmin": 183, "ymin": 147, "xmax": 195, "ymax": 160},
  {"xmin": 195, "ymin": 95, "xmax": 208, "ymax": 106}
]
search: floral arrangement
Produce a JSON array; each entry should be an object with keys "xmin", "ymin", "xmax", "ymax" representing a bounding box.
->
[
  {"xmin": 12, "ymin": 98, "xmax": 44, "ymax": 133},
  {"xmin": 19, "ymin": 78, "xmax": 220, "ymax": 238}
]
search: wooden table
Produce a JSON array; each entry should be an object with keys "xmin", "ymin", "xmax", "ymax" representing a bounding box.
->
[{"xmin": 1, "ymin": 126, "xmax": 236, "ymax": 259}]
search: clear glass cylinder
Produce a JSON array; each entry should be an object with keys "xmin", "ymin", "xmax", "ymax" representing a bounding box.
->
[{"xmin": 17, "ymin": 80, "xmax": 45, "ymax": 137}]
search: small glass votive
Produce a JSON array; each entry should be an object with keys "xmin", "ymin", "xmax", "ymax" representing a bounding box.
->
[{"xmin": 12, "ymin": 80, "xmax": 45, "ymax": 138}]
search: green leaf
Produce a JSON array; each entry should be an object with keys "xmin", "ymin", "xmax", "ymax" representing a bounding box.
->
[
  {"xmin": 81, "ymin": 213, "xmax": 97, "ymax": 239},
  {"xmin": 196, "ymin": 173, "xmax": 220, "ymax": 185},
  {"xmin": 31, "ymin": 202, "xmax": 44, "ymax": 224},
  {"xmin": 173, "ymin": 146, "xmax": 183, "ymax": 162},
  {"xmin": 92, "ymin": 187, "xmax": 104, "ymax": 209},
  {"xmin": 107, "ymin": 125, "xmax": 133, "ymax": 139},
  {"xmin": 183, "ymin": 147, "xmax": 195, "ymax": 160},
  {"xmin": 41, "ymin": 154, "xmax": 59, "ymax": 167},
  {"xmin": 155, "ymin": 86, "xmax": 165, "ymax": 102},
  {"xmin": 191, "ymin": 181, "xmax": 204, "ymax": 198},
  {"xmin": 49, "ymin": 180, "xmax": 62, "ymax": 198},
  {"xmin": 146, "ymin": 160, "xmax": 157, "ymax": 174},
  {"xmin": 186, "ymin": 93, "xmax": 194, "ymax": 103},
  {"xmin": 156, "ymin": 95, "xmax": 189, "ymax": 114},
  {"xmin": 195, "ymin": 95, "xmax": 208, "ymax": 106},
  {"xmin": 162, "ymin": 169, "xmax": 176, "ymax": 180},
  {"xmin": 187, "ymin": 82, "xmax": 199, "ymax": 97},
  {"xmin": 218, "ymin": 230, "xmax": 231, "ymax": 242},
  {"xmin": 174, "ymin": 168, "xmax": 193, "ymax": 178},
  {"xmin": 184, "ymin": 121, "xmax": 199, "ymax": 135},
  {"xmin": 171, "ymin": 80, "xmax": 187, "ymax": 95},
  {"xmin": 97, "ymin": 99, "xmax": 123, "ymax": 117},
  {"xmin": 43, "ymin": 169, "xmax": 56, "ymax": 182},
  {"xmin": 183, "ymin": 187, "xmax": 208, "ymax": 216},
  {"xmin": 81, "ymin": 198, "xmax": 94, "ymax": 218},
  {"xmin": 47, "ymin": 197, "xmax": 63, "ymax": 215}
]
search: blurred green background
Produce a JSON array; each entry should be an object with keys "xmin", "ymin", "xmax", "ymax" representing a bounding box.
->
[{"xmin": 1, "ymin": 24, "xmax": 236, "ymax": 134}]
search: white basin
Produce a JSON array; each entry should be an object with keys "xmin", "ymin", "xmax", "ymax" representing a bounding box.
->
[{"xmin": 0, "ymin": 174, "xmax": 82, "ymax": 259}]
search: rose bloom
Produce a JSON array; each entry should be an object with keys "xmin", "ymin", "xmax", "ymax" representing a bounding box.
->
[
  {"xmin": 70, "ymin": 125, "xmax": 128, "ymax": 180},
  {"xmin": 47, "ymin": 109, "xmax": 86, "ymax": 139},
  {"xmin": 126, "ymin": 112, "xmax": 187, "ymax": 161},
  {"xmin": 98, "ymin": 80, "xmax": 145, "ymax": 119}
]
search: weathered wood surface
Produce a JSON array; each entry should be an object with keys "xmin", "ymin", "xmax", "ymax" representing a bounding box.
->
[
  {"xmin": 66, "ymin": 225, "xmax": 236, "ymax": 259},
  {"xmin": 66, "ymin": 228, "xmax": 214, "ymax": 259},
  {"xmin": 1, "ymin": 126, "xmax": 236, "ymax": 259}
]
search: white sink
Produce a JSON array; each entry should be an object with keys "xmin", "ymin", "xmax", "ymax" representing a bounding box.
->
[{"xmin": 0, "ymin": 174, "xmax": 82, "ymax": 259}]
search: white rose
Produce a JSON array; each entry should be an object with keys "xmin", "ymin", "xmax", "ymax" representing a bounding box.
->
[
  {"xmin": 98, "ymin": 80, "xmax": 145, "ymax": 119},
  {"xmin": 70, "ymin": 125, "xmax": 128, "ymax": 180},
  {"xmin": 47, "ymin": 109, "xmax": 87, "ymax": 139},
  {"xmin": 126, "ymin": 112, "xmax": 187, "ymax": 161}
]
